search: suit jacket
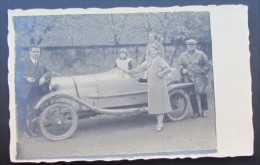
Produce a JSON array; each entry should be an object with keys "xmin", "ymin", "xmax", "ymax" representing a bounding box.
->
[{"xmin": 16, "ymin": 55, "xmax": 51, "ymax": 99}]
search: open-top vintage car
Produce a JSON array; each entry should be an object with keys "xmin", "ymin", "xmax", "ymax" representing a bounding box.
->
[{"xmin": 33, "ymin": 68, "xmax": 193, "ymax": 141}]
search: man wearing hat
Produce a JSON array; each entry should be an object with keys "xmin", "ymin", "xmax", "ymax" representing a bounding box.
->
[{"xmin": 178, "ymin": 39, "xmax": 210, "ymax": 118}]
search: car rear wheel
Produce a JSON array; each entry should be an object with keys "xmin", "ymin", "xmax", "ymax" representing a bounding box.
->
[
  {"xmin": 39, "ymin": 103, "xmax": 78, "ymax": 141},
  {"xmin": 166, "ymin": 90, "xmax": 188, "ymax": 121}
]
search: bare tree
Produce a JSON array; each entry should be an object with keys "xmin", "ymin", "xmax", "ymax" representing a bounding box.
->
[
  {"xmin": 14, "ymin": 12, "xmax": 210, "ymax": 48},
  {"xmin": 104, "ymin": 14, "xmax": 129, "ymax": 45},
  {"xmin": 54, "ymin": 15, "xmax": 90, "ymax": 46},
  {"xmin": 27, "ymin": 16, "xmax": 59, "ymax": 45},
  {"xmin": 14, "ymin": 15, "xmax": 91, "ymax": 46},
  {"xmin": 139, "ymin": 13, "xmax": 153, "ymax": 33}
]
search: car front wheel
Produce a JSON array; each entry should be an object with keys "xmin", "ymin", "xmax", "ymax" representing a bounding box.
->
[
  {"xmin": 39, "ymin": 103, "xmax": 78, "ymax": 141},
  {"xmin": 166, "ymin": 90, "xmax": 188, "ymax": 121}
]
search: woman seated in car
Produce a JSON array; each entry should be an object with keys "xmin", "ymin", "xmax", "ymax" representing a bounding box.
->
[{"xmin": 114, "ymin": 48, "xmax": 133, "ymax": 71}]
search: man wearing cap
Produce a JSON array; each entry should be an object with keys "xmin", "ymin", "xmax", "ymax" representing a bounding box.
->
[
  {"xmin": 178, "ymin": 39, "xmax": 210, "ymax": 118},
  {"xmin": 16, "ymin": 45, "xmax": 51, "ymax": 139}
]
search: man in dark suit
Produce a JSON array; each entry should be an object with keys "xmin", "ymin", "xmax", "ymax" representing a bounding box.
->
[{"xmin": 16, "ymin": 45, "xmax": 51, "ymax": 139}]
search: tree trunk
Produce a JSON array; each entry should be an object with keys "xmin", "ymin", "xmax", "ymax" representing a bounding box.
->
[{"xmin": 170, "ymin": 46, "xmax": 179, "ymax": 66}]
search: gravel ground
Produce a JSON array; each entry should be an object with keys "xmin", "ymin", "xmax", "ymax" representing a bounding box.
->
[{"xmin": 16, "ymin": 93, "xmax": 217, "ymax": 161}]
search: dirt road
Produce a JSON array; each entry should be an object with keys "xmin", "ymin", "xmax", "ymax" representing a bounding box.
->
[{"xmin": 16, "ymin": 95, "xmax": 216, "ymax": 161}]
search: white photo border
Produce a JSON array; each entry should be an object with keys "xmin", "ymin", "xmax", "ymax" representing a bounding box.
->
[{"xmin": 8, "ymin": 5, "xmax": 253, "ymax": 162}]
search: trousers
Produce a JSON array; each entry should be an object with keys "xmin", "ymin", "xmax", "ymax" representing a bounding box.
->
[
  {"xmin": 16, "ymin": 86, "xmax": 43, "ymax": 137},
  {"xmin": 189, "ymin": 94, "xmax": 208, "ymax": 113}
]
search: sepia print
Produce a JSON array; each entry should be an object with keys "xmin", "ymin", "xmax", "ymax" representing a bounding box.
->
[{"xmin": 8, "ymin": 6, "xmax": 252, "ymax": 162}]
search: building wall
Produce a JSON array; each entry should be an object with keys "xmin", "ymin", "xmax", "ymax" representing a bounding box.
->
[{"xmin": 15, "ymin": 43, "xmax": 212, "ymax": 76}]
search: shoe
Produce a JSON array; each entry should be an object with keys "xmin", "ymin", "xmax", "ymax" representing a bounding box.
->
[
  {"xmin": 30, "ymin": 132, "xmax": 38, "ymax": 137},
  {"xmin": 153, "ymin": 125, "xmax": 158, "ymax": 130},
  {"xmin": 201, "ymin": 111, "xmax": 207, "ymax": 117},
  {"xmin": 154, "ymin": 126, "xmax": 163, "ymax": 132},
  {"xmin": 192, "ymin": 113, "xmax": 200, "ymax": 118},
  {"xmin": 24, "ymin": 131, "xmax": 31, "ymax": 138}
]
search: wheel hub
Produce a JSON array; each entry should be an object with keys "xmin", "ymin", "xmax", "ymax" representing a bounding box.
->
[
  {"xmin": 54, "ymin": 116, "xmax": 63, "ymax": 125},
  {"xmin": 57, "ymin": 120, "xmax": 62, "ymax": 125}
]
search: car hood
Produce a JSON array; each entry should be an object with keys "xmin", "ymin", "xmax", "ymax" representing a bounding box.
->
[{"xmin": 50, "ymin": 68, "xmax": 124, "ymax": 91}]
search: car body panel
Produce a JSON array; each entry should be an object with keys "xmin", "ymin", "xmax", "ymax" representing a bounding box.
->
[
  {"xmin": 36, "ymin": 67, "xmax": 191, "ymax": 141},
  {"xmin": 93, "ymin": 70, "xmax": 148, "ymax": 108},
  {"xmin": 45, "ymin": 68, "xmax": 182, "ymax": 110}
]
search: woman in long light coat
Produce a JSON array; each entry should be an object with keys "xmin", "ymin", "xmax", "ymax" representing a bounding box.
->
[{"xmin": 125, "ymin": 43, "xmax": 171, "ymax": 132}]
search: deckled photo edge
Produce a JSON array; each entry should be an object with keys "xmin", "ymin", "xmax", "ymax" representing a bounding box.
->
[{"xmin": 7, "ymin": 5, "xmax": 252, "ymax": 162}]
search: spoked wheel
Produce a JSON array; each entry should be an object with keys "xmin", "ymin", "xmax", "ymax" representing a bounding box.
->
[
  {"xmin": 166, "ymin": 90, "xmax": 188, "ymax": 121},
  {"xmin": 39, "ymin": 103, "xmax": 78, "ymax": 141}
]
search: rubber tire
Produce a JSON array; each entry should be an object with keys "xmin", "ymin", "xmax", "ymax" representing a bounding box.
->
[
  {"xmin": 166, "ymin": 90, "xmax": 188, "ymax": 122},
  {"xmin": 39, "ymin": 103, "xmax": 78, "ymax": 141}
]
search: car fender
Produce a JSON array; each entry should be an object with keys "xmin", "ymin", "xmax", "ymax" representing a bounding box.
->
[
  {"xmin": 167, "ymin": 83, "xmax": 193, "ymax": 93},
  {"xmin": 34, "ymin": 92, "xmax": 84, "ymax": 110},
  {"xmin": 34, "ymin": 91, "xmax": 148, "ymax": 115}
]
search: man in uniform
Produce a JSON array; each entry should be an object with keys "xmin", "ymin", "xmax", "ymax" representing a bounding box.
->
[
  {"xmin": 16, "ymin": 45, "xmax": 51, "ymax": 139},
  {"xmin": 178, "ymin": 39, "xmax": 210, "ymax": 118}
]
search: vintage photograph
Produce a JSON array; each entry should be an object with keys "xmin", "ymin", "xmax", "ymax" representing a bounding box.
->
[{"xmin": 10, "ymin": 8, "xmax": 217, "ymax": 161}]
